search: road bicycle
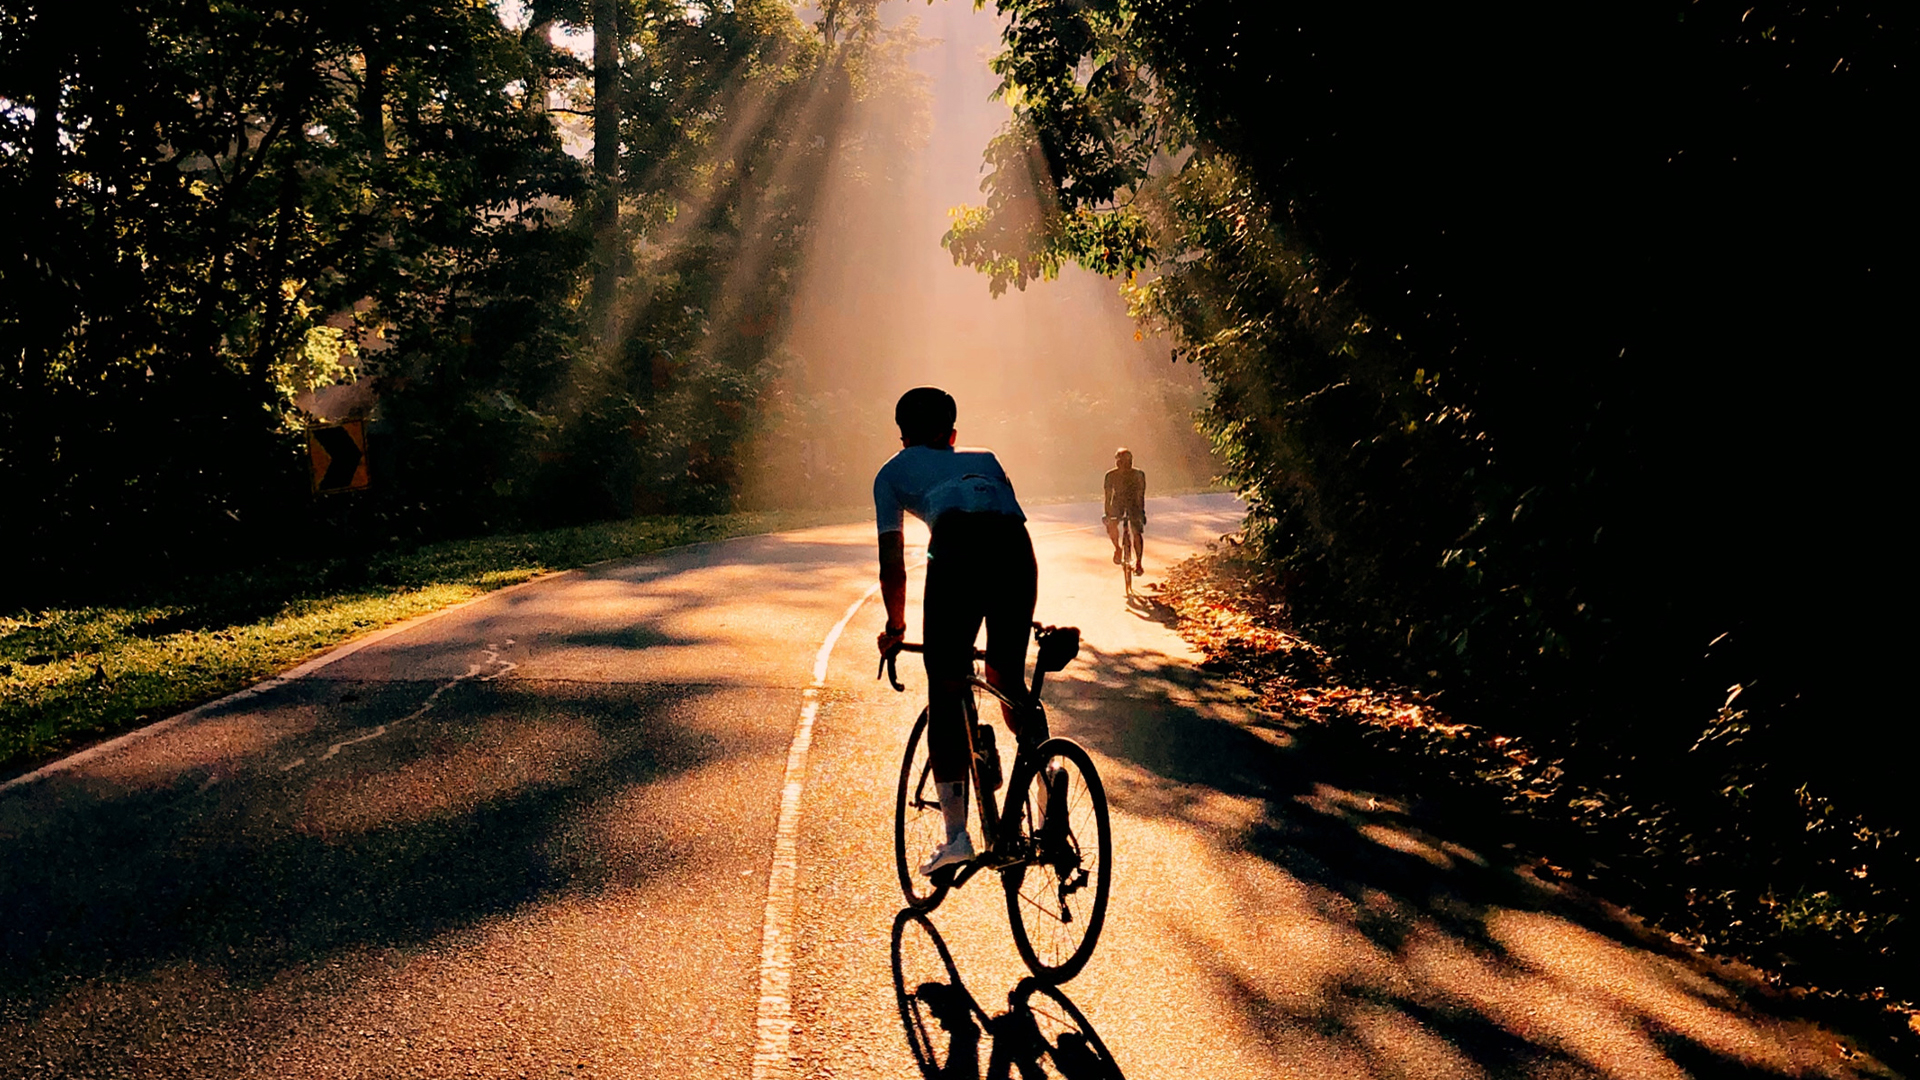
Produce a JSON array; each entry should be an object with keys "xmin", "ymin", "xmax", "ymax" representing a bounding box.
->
[
  {"xmin": 880, "ymin": 624, "xmax": 1112, "ymax": 982},
  {"xmin": 1118, "ymin": 517, "xmax": 1138, "ymax": 596}
]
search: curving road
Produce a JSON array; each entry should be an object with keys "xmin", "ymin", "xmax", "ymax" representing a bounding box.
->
[{"xmin": 0, "ymin": 495, "xmax": 1896, "ymax": 1078}]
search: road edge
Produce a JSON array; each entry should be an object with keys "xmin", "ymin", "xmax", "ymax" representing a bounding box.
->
[
  {"xmin": 0, "ymin": 519, "xmax": 868, "ymax": 796},
  {"xmin": 0, "ymin": 565, "xmax": 595, "ymax": 795}
]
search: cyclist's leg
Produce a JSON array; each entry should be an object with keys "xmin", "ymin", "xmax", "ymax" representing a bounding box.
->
[
  {"xmin": 1128, "ymin": 513, "xmax": 1145, "ymax": 572},
  {"xmin": 923, "ymin": 535, "xmax": 987, "ymax": 853},
  {"xmin": 980, "ymin": 519, "xmax": 1040, "ymax": 745},
  {"xmin": 1102, "ymin": 516, "xmax": 1122, "ymax": 562}
]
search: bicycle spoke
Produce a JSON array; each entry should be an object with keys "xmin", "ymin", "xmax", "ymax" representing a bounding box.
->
[{"xmin": 1005, "ymin": 740, "xmax": 1111, "ymax": 981}]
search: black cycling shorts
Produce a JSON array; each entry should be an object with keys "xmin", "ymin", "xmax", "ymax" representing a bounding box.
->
[{"xmin": 923, "ymin": 512, "xmax": 1037, "ymax": 684}]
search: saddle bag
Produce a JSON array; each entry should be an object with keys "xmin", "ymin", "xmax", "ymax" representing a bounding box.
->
[{"xmin": 1034, "ymin": 624, "xmax": 1081, "ymax": 674}]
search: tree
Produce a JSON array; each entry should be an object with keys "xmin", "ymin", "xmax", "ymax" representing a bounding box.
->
[
  {"xmin": 0, "ymin": 0, "xmax": 938, "ymax": 590},
  {"xmin": 947, "ymin": 0, "xmax": 1915, "ymax": 812},
  {"xmin": 591, "ymin": 0, "xmax": 620, "ymax": 330},
  {"xmin": 0, "ymin": 0, "xmax": 587, "ymax": 593}
]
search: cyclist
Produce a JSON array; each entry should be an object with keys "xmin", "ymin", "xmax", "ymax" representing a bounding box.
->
[
  {"xmin": 1102, "ymin": 448, "xmax": 1146, "ymax": 576},
  {"xmin": 875, "ymin": 387, "xmax": 1044, "ymax": 875}
]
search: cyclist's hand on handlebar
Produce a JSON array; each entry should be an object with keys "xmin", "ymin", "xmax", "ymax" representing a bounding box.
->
[{"xmin": 876, "ymin": 628, "xmax": 907, "ymax": 691}]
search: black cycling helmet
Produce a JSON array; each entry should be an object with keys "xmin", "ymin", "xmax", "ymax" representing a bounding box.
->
[{"xmin": 895, "ymin": 386, "xmax": 957, "ymax": 446}]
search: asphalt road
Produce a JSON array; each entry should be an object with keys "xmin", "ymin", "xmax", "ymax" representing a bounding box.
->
[{"xmin": 0, "ymin": 495, "xmax": 1896, "ymax": 1079}]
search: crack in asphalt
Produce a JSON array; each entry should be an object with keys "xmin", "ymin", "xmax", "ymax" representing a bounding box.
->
[{"xmin": 278, "ymin": 640, "xmax": 519, "ymax": 774}]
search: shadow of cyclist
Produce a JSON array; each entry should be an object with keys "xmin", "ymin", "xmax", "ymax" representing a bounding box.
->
[
  {"xmin": 1123, "ymin": 590, "xmax": 1178, "ymax": 626},
  {"xmin": 890, "ymin": 909, "xmax": 1126, "ymax": 1080}
]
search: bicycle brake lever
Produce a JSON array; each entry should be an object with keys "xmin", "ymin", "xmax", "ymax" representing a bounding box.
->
[{"xmin": 879, "ymin": 651, "xmax": 906, "ymax": 692}]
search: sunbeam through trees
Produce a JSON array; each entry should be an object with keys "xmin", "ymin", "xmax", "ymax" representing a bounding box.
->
[{"xmin": 0, "ymin": 0, "xmax": 958, "ymax": 595}]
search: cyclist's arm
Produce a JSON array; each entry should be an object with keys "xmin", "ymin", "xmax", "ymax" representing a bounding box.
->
[
  {"xmin": 878, "ymin": 530, "xmax": 908, "ymax": 635},
  {"xmin": 874, "ymin": 468, "xmax": 909, "ymax": 644}
]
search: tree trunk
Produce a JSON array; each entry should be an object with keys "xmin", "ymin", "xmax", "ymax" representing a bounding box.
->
[
  {"xmin": 360, "ymin": 40, "xmax": 386, "ymax": 164},
  {"xmin": 591, "ymin": 0, "xmax": 619, "ymax": 336},
  {"xmin": 527, "ymin": 19, "xmax": 554, "ymax": 115},
  {"xmin": 16, "ymin": 0, "xmax": 69, "ymax": 555},
  {"xmin": 257, "ymin": 54, "xmax": 314, "ymax": 388},
  {"xmin": 24, "ymin": 1, "xmax": 65, "ymax": 379}
]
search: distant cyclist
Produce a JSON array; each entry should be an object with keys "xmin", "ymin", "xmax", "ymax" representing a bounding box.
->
[
  {"xmin": 875, "ymin": 387, "xmax": 1045, "ymax": 875},
  {"xmin": 1103, "ymin": 448, "xmax": 1146, "ymax": 576}
]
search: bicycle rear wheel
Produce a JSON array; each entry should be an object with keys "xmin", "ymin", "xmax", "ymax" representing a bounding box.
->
[
  {"xmin": 895, "ymin": 707, "xmax": 952, "ymax": 911},
  {"xmin": 1001, "ymin": 738, "xmax": 1112, "ymax": 982}
]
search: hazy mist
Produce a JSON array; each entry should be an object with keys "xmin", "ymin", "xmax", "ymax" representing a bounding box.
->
[{"xmin": 742, "ymin": 2, "xmax": 1217, "ymax": 511}]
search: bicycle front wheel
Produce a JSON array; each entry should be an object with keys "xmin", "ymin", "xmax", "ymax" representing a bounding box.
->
[
  {"xmin": 895, "ymin": 707, "xmax": 952, "ymax": 912},
  {"xmin": 1001, "ymin": 738, "xmax": 1112, "ymax": 982}
]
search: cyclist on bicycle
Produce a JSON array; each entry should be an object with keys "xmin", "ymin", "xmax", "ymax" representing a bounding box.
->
[
  {"xmin": 1103, "ymin": 448, "xmax": 1146, "ymax": 576},
  {"xmin": 875, "ymin": 387, "xmax": 1045, "ymax": 875}
]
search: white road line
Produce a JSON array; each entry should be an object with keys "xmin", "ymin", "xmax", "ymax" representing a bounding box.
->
[{"xmin": 751, "ymin": 578, "xmax": 885, "ymax": 1080}]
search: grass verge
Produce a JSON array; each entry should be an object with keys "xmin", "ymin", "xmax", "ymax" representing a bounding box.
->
[{"xmin": 0, "ymin": 507, "xmax": 862, "ymax": 775}]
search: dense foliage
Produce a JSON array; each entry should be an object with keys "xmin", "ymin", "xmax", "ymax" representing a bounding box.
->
[
  {"xmin": 948, "ymin": 0, "xmax": 1913, "ymax": 825},
  {"xmin": 0, "ymin": 0, "xmax": 916, "ymax": 600},
  {"xmin": 1, "ymin": 0, "xmax": 587, "ymax": 592}
]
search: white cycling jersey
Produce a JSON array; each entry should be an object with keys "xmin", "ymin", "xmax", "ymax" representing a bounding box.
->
[{"xmin": 874, "ymin": 445, "xmax": 1025, "ymax": 554}]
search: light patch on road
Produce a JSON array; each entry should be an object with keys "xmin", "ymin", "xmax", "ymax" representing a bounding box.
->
[{"xmin": 1029, "ymin": 523, "xmax": 1102, "ymax": 539}]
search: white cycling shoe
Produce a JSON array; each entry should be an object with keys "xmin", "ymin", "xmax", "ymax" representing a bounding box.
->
[{"xmin": 919, "ymin": 832, "xmax": 977, "ymax": 877}]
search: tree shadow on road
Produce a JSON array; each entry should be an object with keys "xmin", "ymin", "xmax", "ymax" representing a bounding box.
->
[
  {"xmin": 0, "ymin": 676, "xmax": 773, "ymax": 1069},
  {"xmin": 0, "ymin": 529, "xmax": 902, "ymax": 1075},
  {"xmin": 1039, "ymin": 642, "xmax": 1896, "ymax": 1080}
]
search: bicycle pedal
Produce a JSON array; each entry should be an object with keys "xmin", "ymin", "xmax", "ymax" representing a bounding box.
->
[{"xmin": 980, "ymin": 844, "xmax": 1027, "ymax": 870}]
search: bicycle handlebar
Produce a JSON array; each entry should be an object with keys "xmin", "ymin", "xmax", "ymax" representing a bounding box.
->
[
  {"xmin": 877, "ymin": 641, "xmax": 997, "ymax": 692},
  {"xmin": 878, "ymin": 642, "xmax": 921, "ymax": 691},
  {"xmin": 877, "ymin": 622, "xmax": 1076, "ymax": 696}
]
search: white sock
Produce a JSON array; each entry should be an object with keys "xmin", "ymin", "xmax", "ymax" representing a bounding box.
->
[{"xmin": 936, "ymin": 781, "xmax": 968, "ymax": 843}]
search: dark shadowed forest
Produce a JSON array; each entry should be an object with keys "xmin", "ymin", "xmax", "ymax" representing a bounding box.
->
[
  {"xmin": 1, "ymin": 0, "xmax": 956, "ymax": 599},
  {"xmin": 943, "ymin": 0, "xmax": 1914, "ymax": 1021}
]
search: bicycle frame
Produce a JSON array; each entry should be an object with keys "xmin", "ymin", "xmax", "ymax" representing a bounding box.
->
[
  {"xmin": 883, "ymin": 638, "xmax": 1064, "ymax": 888},
  {"xmin": 884, "ymin": 623, "xmax": 1108, "ymax": 980},
  {"xmin": 963, "ymin": 674, "xmax": 1026, "ymax": 880}
]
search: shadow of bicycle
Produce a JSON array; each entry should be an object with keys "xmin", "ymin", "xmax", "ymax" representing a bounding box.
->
[
  {"xmin": 890, "ymin": 909, "xmax": 1127, "ymax": 1080},
  {"xmin": 1123, "ymin": 589, "xmax": 1178, "ymax": 626}
]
